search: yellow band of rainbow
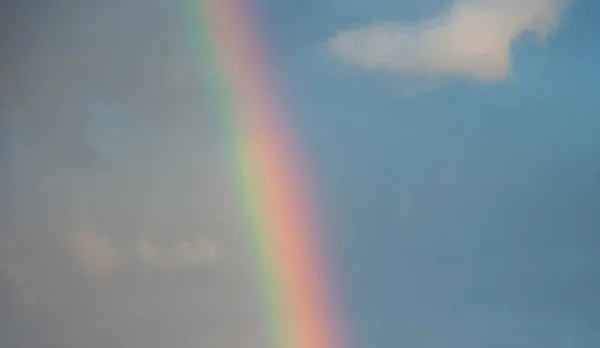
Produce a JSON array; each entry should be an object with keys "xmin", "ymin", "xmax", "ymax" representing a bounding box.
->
[{"xmin": 187, "ymin": 1, "xmax": 344, "ymax": 348}]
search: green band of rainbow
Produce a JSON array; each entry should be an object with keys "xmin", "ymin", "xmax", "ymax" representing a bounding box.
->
[{"xmin": 187, "ymin": 1, "xmax": 344, "ymax": 348}]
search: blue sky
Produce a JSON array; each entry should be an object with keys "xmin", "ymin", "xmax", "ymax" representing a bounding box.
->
[
  {"xmin": 260, "ymin": 0, "xmax": 600, "ymax": 346},
  {"xmin": 1, "ymin": 0, "xmax": 600, "ymax": 347}
]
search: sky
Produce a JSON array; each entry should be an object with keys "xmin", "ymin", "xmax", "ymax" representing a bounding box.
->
[{"xmin": 1, "ymin": 0, "xmax": 600, "ymax": 347}]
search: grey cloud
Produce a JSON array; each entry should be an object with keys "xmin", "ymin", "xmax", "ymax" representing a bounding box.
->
[
  {"xmin": 135, "ymin": 234, "xmax": 220, "ymax": 270},
  {"xmin": 68, "ymin": 231, "xmax": 120, "ymax": 278},
  {"xmin": 1, "ymin": 0, "xmax": 266, "ymax": 347}
]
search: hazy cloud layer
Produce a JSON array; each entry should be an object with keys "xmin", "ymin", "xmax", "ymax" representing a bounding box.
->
[
  {"xmin": 1, "ymin": 262, "xmax": 36, "ymax": 304},
  {"xmin": 0, "ymin": 1, "xmax": 266, "ymax": 347},
  {"xmin": 69, "ymin": 231, "xmax": 120, "ymax": 278},
  {"xmin": 328, "ymin": 0, "xmax": 567, "ymax": 80},
  {"xmin": 136, "ymin": 234, "xmax": 220, "ymax": 270}
]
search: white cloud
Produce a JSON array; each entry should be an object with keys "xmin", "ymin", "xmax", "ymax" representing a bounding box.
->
[
  {"xmin": 328, "ymin": 0, "xmax": 567, "ymax": 81},
  {"xmin": 135, "ymin": 234, "xmax": 220, "ymax": 270},
  {"xmin": 69, "ymin": 231, "xmax": 120, "ymax": 278}
]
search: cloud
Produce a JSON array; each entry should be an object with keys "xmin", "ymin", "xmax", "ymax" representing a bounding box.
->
[
  {"xmin": 1, "ymin": 262, "xmax": 36, "ymax": 304},
  {"xmin": 135, "ymin": 234, "xmax": 220, "ymax": 270},
  {"xmin": 328, "ymin": 0, "xmax": 567, "ymax": 81},
  {"xmin": 69, "ymin": 231, "xmax": 120, "ymax": 278},
  {"xmin": 0, "ymin": 0, "xmax": 265, "ymax": 346}
]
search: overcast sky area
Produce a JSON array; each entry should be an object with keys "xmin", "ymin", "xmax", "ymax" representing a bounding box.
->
[
  {"xmin": 2, "ymin": 0, "xmax": 600, "ymax": 347},
  {"xmin": 1, "ymin": 1, "xmax": 268, "ymax": 347}
]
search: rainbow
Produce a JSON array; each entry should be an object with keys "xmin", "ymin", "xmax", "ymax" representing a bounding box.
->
[{"xmin": 187, "ymin": 0, "xmax": 343, "ymax": 348}]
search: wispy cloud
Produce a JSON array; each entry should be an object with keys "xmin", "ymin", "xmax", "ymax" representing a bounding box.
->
[
  {"xmin": 328, "ymin": 0, "xmax": 567, "ymax": 81},
  {"xmin": 135, "ymin": 234, "xmax": 220, "ymax": 270},
  {"xmin": 1, "ymin": 262, "xmax": 36, "ymax": 304},
  {"xmin": 68, "ymin": 231, "xmax": 120, "ymax": 278}
]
